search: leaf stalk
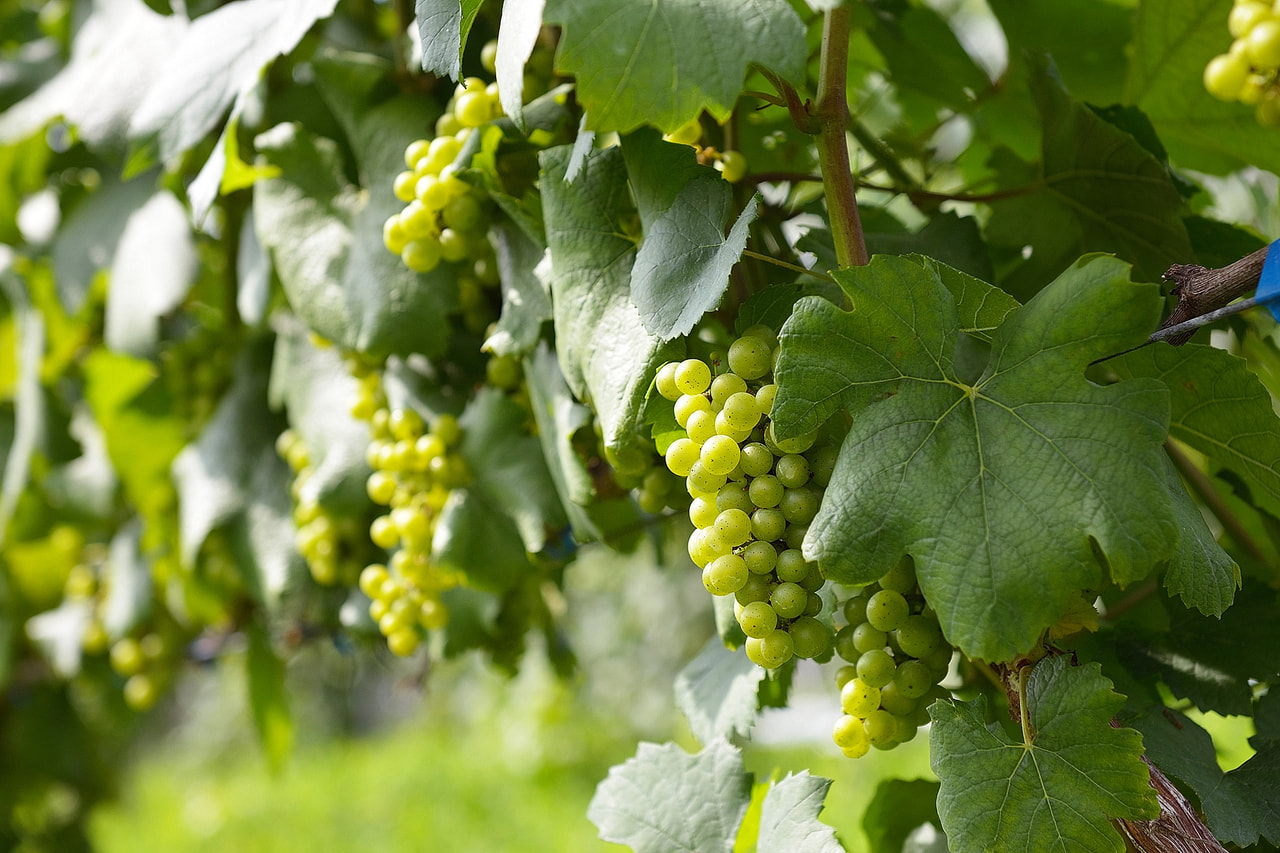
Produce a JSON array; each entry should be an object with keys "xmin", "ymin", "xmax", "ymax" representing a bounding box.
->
[{"xmin": 812, "ymin": 5, "xmax": 868, "ymax": 269}]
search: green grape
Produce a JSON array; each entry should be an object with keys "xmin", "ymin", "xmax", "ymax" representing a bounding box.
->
[
  {"xmin": 110, "ymin": 638, "xmax": 145, "ymax": 677},
  {"xmin": 685, "ymin": 408, "xmax": 717, "ymax": 443},
  {"xmin": 442, "ymin": 193, "xmax": 483, "ymax": 232},
  {"xmin": 123, "ymin": 674, "xmax": 159, "ymax": 711},
  {"xmin": 713, "ymin": 411, "xmax": 753, "ymax": 443},
  {"xmin": 686, "ymin": 460, "xmax": 727, "ymax": 494},
  {"xmin": 656, "ymin": 362, "xmax": 681, "ymax": 400},
  {"xmin": 739, "ymin": 442, "xmax": 774, "ymax": 477},
  {"xmin": 748, "ymin": 474, "xmax": 783, "ymax": 509},
  {"xmin": 709, "ymin": 373, "xmax": 748, "ymax": 408},
  {"xmin": 766, "ymin": 423, "xmax": 816, "ymax": 454},
  {"xmin": 893, "ymin": 659, "xmax": 934, "ymax": 699},
  {"xmin": 784, "ymin": 523, "xmax": 808, "ymax": 551},
  {"xmin": 742, "ymin": 540, "xmax": 778, "ymax": 575},
  {"xmin": 755, "ymin": 383, "xmax": 777, "ymax": 415},
  {"xmin": 386, "ymin": 626, "xmax": 421, "ymax": 656},
  {"xmin": 432, "ymin": 414, "xmax": 461, "ymax": 445},
  {"xmin": 721, "ymin": 392, "xmax": 761, "ymax": 431},
  {"xmin": 842, "ymin": 590, "xmax": 871, "ymax": 625},
  {"xmin": 789, "ymin": 616, "xmax": 831, "ymax": 659},
  {"xmin": 402, "ymin": 239, "xmax": 442, "ymax": 273},
  {"xmin": 802, "ymin": 591, "xmax": 823, "ymax": 616},
  {"xmin": 689, "ymin": 497, "xmax": 718, "ymax": 529},
  {"xmin": 703, "ymin": 554, "xmax": 749, "ymax": 596},
  {"xmin": 895, "ymin": 614, "xmax": 944, "ymax": 658},
  {"xmin": 834, "ymin": 665, "xmax": 858, "ymax": 689},
  {"xmin": 486, "ymin": 354, "xmax": 522, "ymax": 390},
  {"xmin": 727, "ymin": 334, "xmax": 771, "ymax": 380},
  {"xmin": 674, "ymin": 393, "xmax": 711, "ymax": 428},
  {"xmin": 779, "ymin": 487, "xmax": 819, "ymax": 525},
  {"xmin": 807, "ymin": 444, "xmax": 838, "ymax": 487},
  {"xmin": 700, "ymin": 434, "xmax": 741, "ymax": 476},
  {"xmin": 878, "ymin": 681, "xmax": 920, "ymax": 716},
  {"xmin": 454, "ymin": 92, "xmax": 492, "ymax": 127},
  {"xmin": 751, "ymin": 508, "xmax": 786, "ymax": 542},
  {"xmin": 840, "ymin": 678, "xmax": 880, "ymax": 717},
  {"xmin": 864, "ymin": 709, "xmax": 898, "ymax": 748},
  {"xmin": 665, "ymin": 438, "xmax": 701, "ymax": 476},
  {"xmin": 1247, "ymin": 18, "xmax": 1280, "ymax": 66},
  {"xmin": 893, "ymin": 714, "xmax": 919, "ymax": 744},
  {"xmin": 392, "ymin": 171, "xmax": 417, "ymax": 202},
  {"xmin": 480, "ymin": 39, "xmax": 499, "ymax": 73},
  {"xmin": 770, "ymin": 582, "xmax": 807, "ymax": 620},
  {"xmin": 717, "ymin": 150, "xmax": 748, "ymax": 184},
  {"xmin": 922, "ymin": 645, "xmax": 955, "ymax": 682},
  {"xmin": 835, "ymin": 715, "xmax": 871, "ymax": 758},
  {"xmin": 834, "ymin": 625, "xmax": 858, "ymax": 662},
  {"xmin": 758, "ymin": 629, "xmax": 794, "ymax": 668},
  {"xmin": 735, "ymin": 572, "xmax": 774, "ymax": 605},
  {"xmin": 775, "ymin": 454, "xmax": 810, "ymax": 488},
  {"xmin": 370, "ymin": 515, "xmax": 399, "ymax": 549},
  {"xmin": 716, "ymin": 483, "xmax": 753, "ymax": 514},
  {"xmin": 745, "ymin": 637, "xmax": 769, "ymax": 668},
  {"xmin": 664, "ymin": 116, "xmax": 702, "ymax": 146},
  {"xmin": 877, "ymin": 557, "xmax": 917, "ymax": 594},
  {"xmin": 1231, "ymin": 1, "xmax": 1272, "ymax": 37},
  {"xmin": 713, "ymin": 508, "xmax": 753, "ymax": 547},
  {"xmin": 675, "ymin": 359, "xmax": 712, "ymax": 394},
  {"xmin": 866, "ymin": 589, "xmax": 910, "ymax": 632},
  {"xmin": 856, "ymin": 648, "xmax": 897, "ymax": 688},
  {"xmin": 637, "ymin": 488, "xmax": 666, "ymax": 514},
  {"xmin": 404, "ymin": 139, "xmax": 431, "ymax": 169},
  {"xmin": 852, "ymin": 622, "xmax": 887, "ymax": 654},
  {"xmin": 1204, "ymin": 52, "xmax": 1251, "ymax": 101},
  {"xmin": 737, "ymin": 600, "xmax": 778, "ymax": 638},
  {"xmin": 438, "ymin": 228, "xmax": 468, "ymax": 262},
  {"xmin": 774, "ymin": 549, "xmax": 809, "ymax": 583}
]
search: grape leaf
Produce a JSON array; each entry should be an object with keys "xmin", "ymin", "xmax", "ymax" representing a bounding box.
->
[
  {"xmin": 1126, "ymin": 705, "xmax": 1280, "ymax": 847},
  {"xmin": 543, "ymin": 0, "xmax": 807, "ymax": 133},
  {"xmin": 930, "ymin": 657, "xmax": 1158, "ymax": 853},
  {"xmin": 1255, "ymin": 690, "xmax": 1280, "ymax": 749},
  {"xmin": 1159, "ymin": 453, "xmax": 1240, "ymax": 616},
  {"xmin": 486, "ymin": 219, "xmax": 552, "ymax": 357},
  {"xmin": 267, "ymin": 316, "xmax": 372, "ymax": 513},
  {"xmin": 253, "ymin": 122, "xmax": 455, "ymax": 359},
  {"xmin": 773, "ymin": 254, "xmax": 1177, "ymax": 661},
  {"xmin": 866, "ymin": 1, "xmax": 991, "ymax": 113},
  {"xmin": 458, "ymin": 386, "xmax": 566, "ymax": 554},
  {"xmin": 1127, "ymin": 0, "xmax": 1280, "ymax": 175},
  {"xmin": 620, "ymin": 129, "xmax": 760, "ymax": 341},
  {"xmin": 862, "ymin": 778, "xmax": 944, "ymax": 853},
  {"xmin": 104, "ymin": 190, "xmax": 196, "ymax": 358},
  {"xmin": 1116, "ymin": 587, "xmax": 1280, "ymax": 716},
  {"xmin": 755, "ymin": 773, "xmax": 844, "ymax": 853},
  {"xmin": 864, "ymin": 213, "xmax": 996, "ymax": 285},
  {"xmin": 129, "ymin": 0, "xmax": 340, "ymax": 168},
  {"xmin": 538, "ymin": 144, "xmax": 683, "ymax": 457},
  {"xmin": 51, "ymin": 172, "xmax": 155, "ymax": 314},
  {"xmin": 223, "ymin": 448, "xmax": 304, "ymax": 608},
  {"xmin": 172, "ymin": 339, "xmax": 281, "ymax": 567},
  {"xmin": 588, "ymin": 739, "xmax": 752, "ymax": 853},
  {"xmin": 673, "ymin": 636, "xmax": 768, "ymax": 746},
  {"xmin": 1114, "ymin": 344, "xmax": 1280, "ymax": 505},
  {"xmin": 986, "ymin": 62, "xmax": 1191, "ymax": 299},
  {"xmin": 432, "ymin": 490, "xmax": 533, "ymax": 593},
  {"xmin": 416, "ymin": 0, "xmax": 486, "ymax": 82},
  {"xmin": 246, "ymin": 620, "xmax": 293, "ymax": 771},
  {"xmin": 494, "ymin": 0, "xmax": 545, "ymax": 132},
  {"xmin": 0, "ymin": 0, "xmax": 184, "ymax": 147}
]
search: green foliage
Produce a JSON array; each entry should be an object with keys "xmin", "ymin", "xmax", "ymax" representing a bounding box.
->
[{"xmin": 930, "ymin": 658, "xmax": 1158, "ymax": 853}]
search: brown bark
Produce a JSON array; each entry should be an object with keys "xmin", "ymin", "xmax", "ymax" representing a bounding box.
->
[
  {"xmin": 1115, "ymin": 753, "xmax": 1228, "ymax": 853},
  {"xmin": 1159, "ymin": 247, "xmax": 1269, "ymax": 344}
]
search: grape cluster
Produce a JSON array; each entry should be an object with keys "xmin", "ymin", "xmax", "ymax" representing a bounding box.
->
[
  {"xmin": 662, "ymin": 117, "xmax": 749, "ymax": 183},
  {"xmin": 655, "ymin": 326, "xmax": 836, "ymax": 670},
  {"xmin": 348, "ymin": 363, "xmax": 468, "ymax": 656},
  {"xmin": 830, "ymin": 559, "xmax": 953, "ymax": 758},
  {"xmin": 276, "ymin": 429, "xmax": 371, "ymax": 587},
  {"xmin": 1204, "ymin": 0, "xmax": 1280, "ymax": 125}
]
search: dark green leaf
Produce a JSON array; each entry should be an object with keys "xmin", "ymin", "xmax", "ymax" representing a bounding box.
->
[
  {"xmin": 432, "ymin": 490, "xmax": 533, "ymax": 593},
  {"xmin": 1159, "ymin": 453, "xmax": 1240, "ymax": 616},
  {"xmin": 774, "ymin": 254, "xmax": 1175, "ymax": 660},
  {"xmin": 587, "ymin": 739, "xmax": 752, "ymax": 853},
  {"xmin": 129, "ymin": 0, "xmax": 340, "ymax": 166},
  {"xmin": 486, "ymin": 219, "xmax": 552, "ymax": 357},
  {"xmin": 986, "ymin": 62, "xmax": 1191, "ymax": 298},
  {"xmin": 755, "ymin": 772, "xmax": 844, "ymax": 853},
  {"xmin": 862, "ymin": 778, "xmax": 944, "ymax": 853},
  {"xmin": 104, "ymin": 190, "xmax": 196, "ymax": 357},
  {"xmin": 865, "ymin": 213, "xmax": 995, "ymax": 285},
  {"xmin": 930, "ymin": 658, "xmax": 1158, "ymax": 853},
  {"xmin": 621, "ymin": 129, "xmax": 760, "ymax": 340},
  {"xmin": 1185, "ymin": 215, "xmax": 1268, "ymax": 270},
  {"xmin": 254, "ymin": 122, "xmax": 456, "ymax": 359},
  {"xmin": 539, "ymin": 144, "xmax": 683, "ymax": 456},
  {"xmin": 458, "ymin": 386, "xmax": 566, "ymax": 554},
  {"xmin": 1128, "ymin": 0, "xmax": 1280, "ymax": 174},
  {"xmin": 544, "ymin": 0, "xmax": 807, "ymax": 133},
  {"xmin": 673, "ymin": 636, "xmax": 767, "ymax": 746},
  {"xmin": 735, "ymin": 282, "xmax": 846, "ymax": 337},
  {"xmin": 246, "ymin": 620, "xmax": 293, "ymax": 771},
  {"xmin": 867, "ymin": 1, "xmax": 991, "ymax": 112},
  {"xmin": 416, "ymin": 0, "xmax": 486, "ymax": 82}
]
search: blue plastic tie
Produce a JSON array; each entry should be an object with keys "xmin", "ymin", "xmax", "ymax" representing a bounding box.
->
[{"xmin": 1260, "ymin": 238, "xmax": 1280, "ymax": 321}]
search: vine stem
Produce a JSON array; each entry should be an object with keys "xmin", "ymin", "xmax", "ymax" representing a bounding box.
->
[
  {"xmin": 741, "ymin": 249, "xmax": 836, "ymax": 283},
  {"xmin": 812, "ymin": 5, "xmax": 868, "ymax": 268}
]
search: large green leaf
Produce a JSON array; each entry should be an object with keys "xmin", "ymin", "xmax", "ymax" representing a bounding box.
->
[
  {"xmin": 1128, "ymin": 705, "xmax": 1280, "ymax": 848},
  {"xmin": 103, "ymin": 190, "xmax": 196, "ymax": 358},
  {"xmin": 431, "ymin": 490, "xmax": 533, "ymax": 593},
  {"xmin": 1127, "ymin": 0, "xmax": 1280, "ymax": 174},
  {"xmin": 416, "ymin": 0, "xmax": 486, "ymax": 82},
  {"xmin": 620, "ymin": 129, "xmax": 759, "ymax": 341},
  {"xmin": 0, "ymin": 0, "xmax": 184, "ymax": 147},
  {"xmin": 673, "ymin": 636, "xmax": 767, "ymax": 746},
  {"xmin": 862, "ymin": 779, "xmax": 944, "ymax": 853},
  {"xmin": 539, "ymin": 144, "xmax": 683, "ymax": 456},
  {"xmin": 773, "ymin": 254, "xmax": 1176, "ymax": 661},
  {"xmin": 1159, "ymin": 453, "xmax": 1240, "ymax": 616},
  {"xmin": 486, "ymin": 219, "xmax": 552, "ymax": 357},
  {"xmin": 866, "ymin": 0, "xmax": 992, "ymax": 113},
  {"xmin": 754, "ymin": 773, "xmax": 844, "ymax": 853},
  {"xmin": 986, "ymin": 63, "xmax": 1191, "ymax": 298},
  {"xmin": 493, "ymin": 0, "xmax": 545, "ymax": 132},
  {"xmin": 543, "ymin": 0, "xmax": 807, "ymax": 133},
  {"xmin": 253, "ymin": 122, "xmax": 455, "ymax": 359},
  {"xmin": 129, "ymin": 0, "xmax": 340, "ymax": 167},
  {"xmin": 587, "ymin": 739, "xmax": 752, "ymax": 853},
  {"xmin": 930, "ymin": 657, "xmax": 1158, "ymax": 853}
]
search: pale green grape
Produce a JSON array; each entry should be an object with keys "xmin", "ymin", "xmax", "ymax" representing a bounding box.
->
[
  {"xmin": 775, "ymin": 454, "xmax": 810, "ymax": 488},
  {"xmin": 714, "ymin": 508, "xmax": 753, "ymax": 547},
  {"xmin": 700, "ymin": 434, "xmax": 741, "ymax": 476},
  {"xmin": 852, "ymin": 622, "xmax": 887, "ymax": 654},
  {"xmin": 686, "ymin": 409, "xmax": 717, "ymax": 443},
  {"xmin": 739, "ymin": 442, "xmax": 774, "ymax": 477},
  {"xmin": 779, "ymin": 487, "xmax": 819, "ymax": 525},
  {"xmin": 841, "ymin": 678, "xmax": 880, "ymax": 717},
  {"xmin": 721, "ymin": 392, "xmax": 761, "ymax": 431},
  {"xmin": 748, "ymin": 474, "xmax": 783, "ymax": 509},
  {"xmin": 710, "ymin": 373, "xmax": 748, "ymax": 408},
  {"xmin": 895, "ymin": 614, "xmax": 944, "ymax": 658},
  {"xmin": 774, "ymin": 549, "xmax": 809, "ymax": 583},
  {"xmin": 716, "ymin": 483, "xmax": 753, "ymax": 514},
  {"xmin": 866, "ymin": 589, "xmax": 910, "ymax": 632},
  {"xmin": 735, "ymin": 572, "xmax": 774, "ymax": 605},
  {"xmin": 864, "ymin": 709, "xmax": 898, "ymax": 748},
  {"xmin": 789, "ymin": 616, "xmax": 831, "ymax": 659},
  {"xmin": 689, "ymin": 497, "xmax": 718, "ymax": 529},
  {"xmin": 738, "ymin": 600, "xmax": 778, "ymax": 638},
  {"xmin": 674, "ymin": 393, "xmax": 711, "ymax": 428},
  {"xmin": 742, "ymin": 540, "xmax": 778, "ymax": 575},
  {"xmin": 758, "ymin": 629, "xmax": 794, "ymax": 668},
  {"xmin": 703, "ymin": 554, "xmax": 749, "ymax": 595},
  {"xmin": 751, "ymin": 507, "xmax": 786, "ymax": 542},
  {"xmin": 770, "ymin": 582, "xmax": 807, "ymax": 619},
  {"xmin": 856, "ymin": 648, "xmax": 897, "ymax": 688},
  {"xmin": 656, "ymin": 362, "xmax": 681, "ymax": 400},
  {"xmin": 675, "ymin": 359, "xmax": 712, "ymax": 395},
  {"xmin": 665, "ymin": 438, "xmax": 701, "ymax": 477},
  {"xmin": 727, "ymin": 334, "xmax": 771, "ymax": 379},
  {"xmin": 893, "ymin": 659, "xmax": 934, "ymax": 699}
]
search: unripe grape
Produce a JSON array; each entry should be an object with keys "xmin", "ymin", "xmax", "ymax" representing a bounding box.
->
[
  {"xmin": 843, "ymin": 590, "xmax": 871, "ymax": 625},
  {"xmin": 386, "ymin": 627, "xmax": 420, "ymax": 656},
  {"xmin": 789, "ymin": 616, "xmax": 831, "ymax": 659},
  {"xmin": 738, "ymin": 600, "xmax": 778, "ymax": 638},
  {"xmin": 853, "ymin": 622, "xmax": 888, "ymax": 654},
  {"xmin": 480, "ymin": 39, "xmax": 499, "ymax": 73},
  {"xmin": 717, "ymin": 150, "xmax": 748, "ymax": 183},
  {"xmin": 1204, "ymin": 53, "xmax": 1251, "ymax": 101},
  {"xmin": 866, "ymin": 589, "xmax": 910, "ymax": 632},
  {"xmin": 727, "ymin": 335, "xmax": 771, "ymax": 379},
  {"xmin": 402, "ymin": 239, "xmax": 442, "ymax": 273},
  {"xmin": 864, "ymin": 709, "xmax": 898, "ymax": 748},
  {"xmin": 758, "ymin": 629, "xmax": 794, "ymax": 668},
  {"xmin": 735, "ymin": 572, "xmax": 774, "ymax": 605},
  {"xmin": 835, "ymin": 665, "xmax": 858, "ymax": 689},
  {"xmin": 716, "ymin": 484, "xmax": 753, "ymax": 514},
  {"xmin": 674, "ymin": 359, "xmax": 712, "ymax": 394},
  {"xmin": 393, "ymin": 170, "xmax": 417, "ymax": 202},
  {"xmin": 878, "ymin": 681, "xmax": 920, "ymax": 716},
  {"xmin": 835, "ymin": 625, "xmax": 858, "ymax": 662},
  {"xmin": 748, "ymin": 474, "xmax": 783, "ymax": 509},
  {"xmin": 656, "ymin": 362, "xmax": 681, "ymax": 400},
  {"xmin": 1247, "ymin": 19, "xmax": 1280, "ymax": 66},
  {"xmin": 841, "ymin": 678, "xmax": 880, "ymax": 717},
  {"xmin": 780, "ymin": 487, "xmax": 819, "ymax": 525},
  {"xmin": 770, "ymin": 581, "xmax": 807, "ymax": 619},
  {"xmin": 856, "ymin": 648, "xmax": 897, "ymax": 688},
  {"xmin": 454, "ymin": 92, "xmax": 491, "ymax": 127},
  {"xmin": 370, "ymin": 515, "xmax": 399, "ymax": 549},
  {"xmin": 703, "ymin": 554, "xmax": 749, "ymax": 596},
  {"xmin": 896, "ymin": 614, "xmax": 944, "ymax": 658},
  {"xmin": 742, "ymin": 540, "xmax": 779, "ymax": 574},
  {"xmin": 739, "ymin": 442, "xmax": 774, "ymax": 477},
  {"xmin": 750, "ymin": 507, "xmax": 786, "ymax": 542},
  {"xmin": 775, "ymin": 549, "xmax": 809, "ymax": 583},
  {"xmin": 894, "ymin": 659, "xmax": 935, "ymax": 699}
]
